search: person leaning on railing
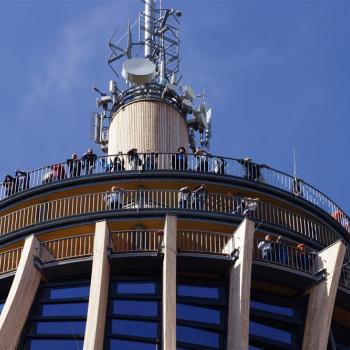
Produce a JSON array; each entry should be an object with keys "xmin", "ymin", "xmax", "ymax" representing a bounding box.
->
[
  {"xmin": 127, "ymin": 149, "xmax": 142, "ymax": 170},
  {"xmin": 111, "ymin": 152, "xmax": 125, "ymax": 172},
  {"xmin": 105, "ymin": 186, "xmax": 124, "ymax": 210},
  {"xmin": 295, "ymin": 243, "xmax": 314, "ymax": 271},
  {"xmin": 171, "ymin": 146, "xmax": 187, "ymax": 170},
  {"xmin": 194, "ymin": 148, "xmax": 210, "ymax": 172},
  {"xmin": 3, "ymin": 175, "xmax": 15, "ymax": 196},
  {"xmin": 237, "ymin": 157, "xmax": 270, "ymax": 182},
  {"xmin": 178, "ymin": 186, "xmax": 190, "ymax": 209},
  {"xmin": 258, "ymin": 235, "xmax": 274, "ymax": 260},
  {"xmin": 213, "ymin": 157, "xmax": 226, "ymax": 175},
  {"xmin": 81, "ymin": 148, "xmax": 97, "ymax": 175},
  {"xmin": 191, "ymin": 184, "xmax": 208, "ymax": 210},
  {"xmin": 67, "ymin": 153, "xmax": 82, "ymax": 178}
]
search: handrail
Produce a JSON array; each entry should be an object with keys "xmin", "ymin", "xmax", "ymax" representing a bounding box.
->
[
  {"xmin": 110, "ymin": 229, "xmax": 163, "ymax": 253},
  {"xmin": 0, "ymin": 190, "xmax": 340, "ymax": 247},
  {"xmin": 42, "ymin": 234, "xmax": 94, "ymax": 261},
  {"xmin": 177, "ymin": 230, "xmax": 230, "ymax": 255},
  {"xmin": 0, "ymin": 152, "xmax": 348, "ymax": 232},
  {"xmin": 253, "ymin": 238, "xmax": 318, "ymax": 274},
  {"xmin": 0, "ymin": 247, "xmax": 22, "ymax": 274}
]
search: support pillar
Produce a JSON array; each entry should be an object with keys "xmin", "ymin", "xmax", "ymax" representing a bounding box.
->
[
  {"xmin": 0, "ymin": 235, "xmax": 52, "ymax": 350},
  {"xmin": 162, "ymin": 215, "xmax": 177, "ymax": 350},
  {"xmin": 226, "ymin": 218, "xmax": 255, "ymax": 350},
  {"xmin": 302, "ymin": 240, "xmax": 346, "ymax": 350},
  {"xmin": 83, "ymin": 221, "xmax": 110, "ymax": 350}
]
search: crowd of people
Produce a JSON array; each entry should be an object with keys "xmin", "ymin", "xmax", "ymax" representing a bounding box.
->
[{"xmin": 257, "ymin": 234, "xmax": 315, "ymax": 270}]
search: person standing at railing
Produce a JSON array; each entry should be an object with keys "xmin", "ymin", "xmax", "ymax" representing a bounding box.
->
[
  {"xmin": 127, "ymin": 149, "xmax": 142, "ymax": 170},
  {"xmin": 292, "ymin": 177, "xmax": 303, "ymax": 197},
  {"xmin": 81, "ymin": 148, "xmax": 97, "ymax": 175},
  {"xmin": 111, "ymin": 152, "xmax": 125, "ymax": 172},
  {"xmin": 142, "ymin": 150, "xmax": 158, "ymax": 170},
  {"xmin": 3, "ymin": 175, "xmax": 15, "ymax": 196},
  {"xmin": 194, "ymin": 148, "xmax": 210, "ymax": 172},
  {"xmin": 237, "ymin": 157, "xmax": 269, "ymax": 182},
  {"xmin": 213, "ymin": 157, "xmax": 226, "ymax": 175},
  {"xmin": 178, "ymin": 186, "xmax": 190, "ymax": 209},
  {"xmin": 67, "ymin": 153, "xmax": 82, "ymax": 177},
  {"xmin": 191, "ymin": 184, "xmax": 208, "ymax": 210},
  {"xmin": 275, "ymin": 236, "xmax": 289, "ymax": 265},
  {"xmin": 105, "ymin": 186, "xmax": 124, "ymax": 209},
  {"xmin": 42, "ymin": 164, "xmax": 66, "ymax": 183},
  {"xmin": 171, "ymin": 146, "xmax": 187, "ymax": 170},
  {"xmin": 296, "ymin": 243, "xmax": 313, "ymax": 271},
  {"xmin": 258, "ymin": 235, "xmax": 274, "ymax": 260}
]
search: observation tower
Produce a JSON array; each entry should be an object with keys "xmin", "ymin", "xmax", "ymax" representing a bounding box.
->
[{"xmin": 0, "ymin": 1, "xmax": 349, "ymax": 349}]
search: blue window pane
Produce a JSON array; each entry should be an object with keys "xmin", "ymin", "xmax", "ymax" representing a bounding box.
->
[
  {"xmin": 108, "ymin": 339, "xmax": 157, "ymax": 350},
  {"xmin": 27, "ymin": 339, "xmax": 84, "ymax": 350},
  {"xmin": 33, "ymin": 321, "xmax": 86, "ymax": 335},
  {"xmin": 0, "ymin": 303, "xmax": 4, "ymax": 313},
  {"xmin": 251, "ymin": 300, "xmax": 294, "ymax": 317},
  {"xmin": 40, "ymin": 302, "xmax": 88, "ymax": 317},
  {"xmin": 177, "ymin": 303, "xmax": 220, "ymax": 325},
  {"xmin": 177, "ymin": 325, "xmax": 220, "ymax": 348},
  {"xmin": 112, "ymin": 300, "xmax": 158, "ymax": 317},
  {"xmin": 250, "ymin": 321, "xmax": 292, "ymax": 344},
  {"xmin": 249, "ymin": 346, "xmax": 263, "ymax": 350},
  {"xmin": 111, "ymin": 319, "xmax": 158, "ymax": 338},
  {"xmin": 45, "ymin": 285, "xmax": 90, "ymax": 300},
  {"xmin": 177, "ymin": 285, "xmax": 219, "ymax": 299},
  {"xmin": 115, "ymin": 282, "xmax": 156, "ymax": 295}
]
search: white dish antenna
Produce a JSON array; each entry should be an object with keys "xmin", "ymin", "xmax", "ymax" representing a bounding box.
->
[{"xmin": 121, "ymin": 58, "xmax": 156, "ymax": 85}]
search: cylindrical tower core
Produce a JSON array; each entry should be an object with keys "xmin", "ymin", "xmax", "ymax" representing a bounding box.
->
[{"xmin": 108, "ymin": 100, "xmax": 189, "ymax": 155}]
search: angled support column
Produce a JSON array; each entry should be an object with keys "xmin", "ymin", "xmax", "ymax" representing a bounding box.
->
[
  {"xmin": 84, "ymin": 221, "xmax": 110, "ymax": 350},
  {"xmin": 226, "ymin": 218, "xmax": 255, "ymax": 350},
  {"xmin": 0, "ymin": 234, "xmax": 53, "ymax": 350},
  {"xmin": 302, "ymin": 240, "xmax": 346, "ymax": 350},
  {"xmin": 162, "ymin": 215, "xmax": 177, "ymax": 350}
]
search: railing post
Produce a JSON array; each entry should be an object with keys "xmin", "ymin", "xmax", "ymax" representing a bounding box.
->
[
  {"xmin": 226, "ymin": 218, "xmax": 255, "ymax": 350},
  {"xmin": 302, "ymin": 240, "xmax": 346, "ymax": 350},
  {"xmin": 162, "ymin": 215, "xmax": 177, "ymax": 350},
  {"xmin": 83, "ymin": 221, "xmax": 110, "ymax": 350}
]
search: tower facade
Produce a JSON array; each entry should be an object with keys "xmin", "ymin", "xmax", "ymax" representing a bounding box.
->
[{"xmin": 0, "ymin": 1, "xmax": 349, "ymax": 350}]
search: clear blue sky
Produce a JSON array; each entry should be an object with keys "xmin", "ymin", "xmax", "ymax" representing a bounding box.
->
[{"xmin": 0, "ymin": 0, "xmax": 349, "ymax": 213}]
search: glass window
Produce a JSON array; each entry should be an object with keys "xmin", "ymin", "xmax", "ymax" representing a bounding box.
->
[
  {"xmin": 115, "ymin": 282, "xmax": 156, "ymax": 295},
  {"xmin": 44, "ymin": 285, "xmax": 90, "ymax": 300},
  {"xmin": 0, "ymin": 302, "xmax": 4, "ymax": 313},
  {"xmin": 27, "ymin": 339, "xmax": 84, "ymax": 350},
  {"xmin": 177, "ymin": 325, "xmax": 220, "ymax": 348},
  {"xmin": 178, "ymin": 285, "xmax": 219, "ymax": 299},
  {"xmin": 107, "ymin": 339, "xmax": 157, "ymax": 350},
  {"xmin": 251, "ymin": 300, "xmax": 294, "ymax": 317},
  {"xmin": 39, "ymin": 302, "xmax": 88, "ymax": 317},
  {"xmin": 111, "ymin": 319, "xmax": 158, "ymax": 338},
  {"xmin": 177, "ymin": 303, "xmax": 220, "ymax": 325},
  {"xmin": 32, "ymin": 321, "xmax": 86, "ymax": 335},
  {"xmin": 250, "ymin": 321, "xmax": 292, "ymax": 344},
  {"xmin": 112, "ymin": 300, "xmax": 158, "ymax": 317}
]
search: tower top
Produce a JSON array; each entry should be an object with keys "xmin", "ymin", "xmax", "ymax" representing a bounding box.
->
[{"xmin": 92, "ymin": 0, "xmax": 212, "ymax": 153}]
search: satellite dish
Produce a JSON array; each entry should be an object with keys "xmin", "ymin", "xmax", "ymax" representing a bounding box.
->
[
  {"xmin": 121, "ymin": 58, "xmax": 156, "ymax": 84},
  {"xmin": 182, "ymin": 99, "xmax": 193, "ymax": 111},
  {"xmin": 206, "ymin": 108, "xmax": 212, "ymax": 125}
]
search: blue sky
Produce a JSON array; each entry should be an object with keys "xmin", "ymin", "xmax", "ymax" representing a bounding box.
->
[{"xmin": 0, "ymin": 0, "xmax": 349, "ymax": 213}]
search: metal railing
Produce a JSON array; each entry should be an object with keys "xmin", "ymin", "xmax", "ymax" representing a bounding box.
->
[
  {"xmin": 253, "ymin": 238, "xmax": 318, "ymax": 274},
  {"xmin": 0, "ymin": 247, "xmax": 22, "ymax": 274},
  {"xmin": 0, "ymin": 190, "xmax": 340, "ymax": 247},
  {"xmin": 177, "ymin": 230, "xmax": 230, "ymax": 255},
  {"xmin": 110, "ymin": 230, "xmax": 163, "ymax": 253},
  {"xmin": 0, "ymin": 152, "xmax": 348, "ymax": 232},
  {"xmin": 42, "ymin": 234, "xmax": 94, "ymax": 261}
]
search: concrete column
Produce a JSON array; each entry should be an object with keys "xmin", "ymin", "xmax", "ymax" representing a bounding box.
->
[
  {"xmin": 0, "ymin": 235, "xmax": 52, "ymax": 350},
  {"xmin": 83, "ymin": 221, "xmax": 110, "ymax": 350},
  {"xmin": 226, "ymin": 219, "xmax": 255, "ymax": 350},
  {"xmin": 302, "ymin": 240, "xmax": 346, "ymax": 350},
  {"xmin": 162, "ymin": 215, "xmax": 177, "ymax": 350}
]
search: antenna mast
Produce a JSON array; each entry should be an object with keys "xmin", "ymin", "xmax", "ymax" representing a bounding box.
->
[{"xmin": 144, "ymin": 0, "xmax": 155, "ymax": 60}]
